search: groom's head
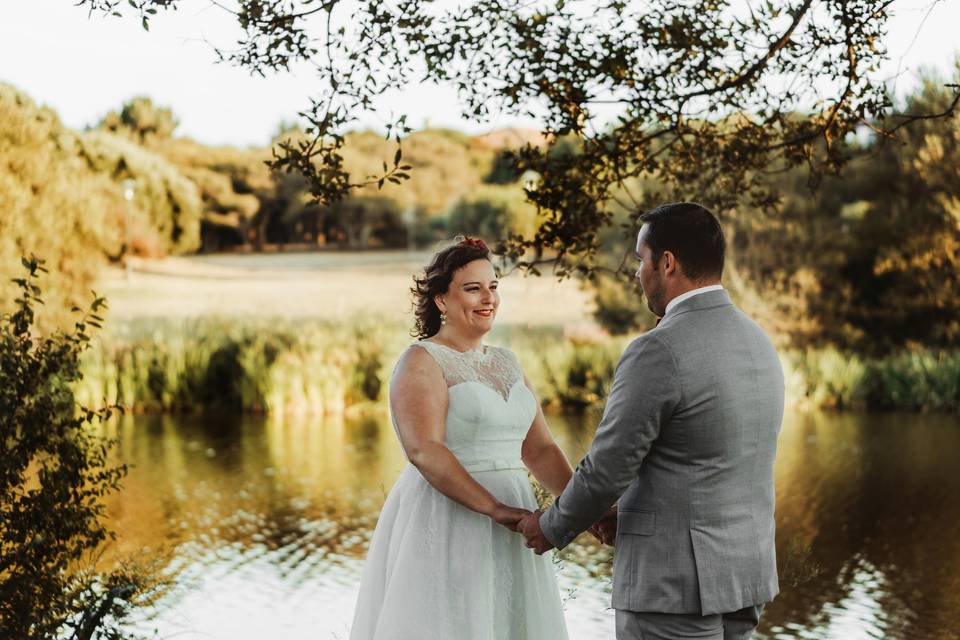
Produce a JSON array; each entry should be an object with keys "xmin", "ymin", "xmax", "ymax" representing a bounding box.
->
[{"xmin": 635, "ymin": 202, "xmax": 725, "ymax": 317}]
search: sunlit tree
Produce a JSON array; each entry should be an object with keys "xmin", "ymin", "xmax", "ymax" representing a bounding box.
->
[{"xmin": 79, "ymin": 0, "xmax": 958, "ymax": 277}]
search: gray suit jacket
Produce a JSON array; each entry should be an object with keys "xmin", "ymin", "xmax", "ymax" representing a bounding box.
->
[{"xmin": 540, "ymin": 289, "xmax": 784, "ymax": 616}]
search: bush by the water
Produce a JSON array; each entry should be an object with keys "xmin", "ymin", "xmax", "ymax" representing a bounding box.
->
[
  {"xmin": 784, "ymin": 348, "xmax": 960, "ymax": 412},
  {"xmin": 0, "ymin": 258, "xmax": 159, "ymax": 639}
]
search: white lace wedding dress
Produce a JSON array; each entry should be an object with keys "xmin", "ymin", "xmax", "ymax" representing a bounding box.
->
[{"xmin": 350, "ymin": 341, "xmax": 570, "ymax": 640}]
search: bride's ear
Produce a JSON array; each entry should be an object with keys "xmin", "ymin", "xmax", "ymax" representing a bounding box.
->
[{"xmin": 434, "ymin": 295, "xmax": 446, "ymax": 314}]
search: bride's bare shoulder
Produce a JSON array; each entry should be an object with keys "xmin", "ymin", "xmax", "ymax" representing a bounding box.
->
[{"xmin": 393, "ymin": 342, "xmax": 443, "ymax": 380}]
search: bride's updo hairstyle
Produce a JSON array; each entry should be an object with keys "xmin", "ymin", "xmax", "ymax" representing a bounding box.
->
[{"xmin": 412, "ymin": 236, "xmax": 491, "ymax": 339}]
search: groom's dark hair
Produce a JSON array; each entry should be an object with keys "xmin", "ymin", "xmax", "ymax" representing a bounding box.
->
[{"xmin": 639, "ymin": 202, "xmax": 725, "ymax": 281}]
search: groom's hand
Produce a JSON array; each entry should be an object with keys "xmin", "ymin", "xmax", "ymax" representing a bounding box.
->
[
  {"xmin": 588, "ymin": 506, "xmax": 618, "ymax": 546},
  {"xmin": 518, "ymin": 511, "xmax": 555, "ymax": 555}
]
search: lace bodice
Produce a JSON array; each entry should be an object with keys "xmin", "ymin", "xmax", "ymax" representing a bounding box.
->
[
  {"xmin": 413, "ymin": 341, "xmax": 523, "ymax": 400},
  {"xmin": 404, "ymin": 341, "xmax": 538, "ymax": 473}
]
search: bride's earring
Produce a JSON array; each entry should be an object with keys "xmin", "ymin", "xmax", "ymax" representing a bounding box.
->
[{"xmin": 440, "ymin": 312, "xmax": 447, "ymax": 326}]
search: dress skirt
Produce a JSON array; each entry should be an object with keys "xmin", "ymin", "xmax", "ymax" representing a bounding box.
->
[{"xmin": 350, "ymin": 465, "xmax": 570, "ymax": 640}]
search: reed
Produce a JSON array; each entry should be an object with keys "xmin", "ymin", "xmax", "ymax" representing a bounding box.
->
[
  {"xmin": 77, "ymin": 317, "xmax": 409, "ymax": 415},
  {"xmin": 782, "ymin": 348, "xmax": 960, "ymax": 412},
  {"xmin": 78, "ymin": 320, "xmax": 960, "ymax": 414}
]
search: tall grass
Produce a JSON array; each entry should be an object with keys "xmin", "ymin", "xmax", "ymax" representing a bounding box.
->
[
  {"xmin": 77, "ymin": 318, "xmax": 409, "ymax": 414},
  {"xmin": 784, "ymin": 348, "xmax": 960, "ymax": 412},
  {"xmin": 78, "ymin": 320, "xmax": 960, "ymax": 415}
]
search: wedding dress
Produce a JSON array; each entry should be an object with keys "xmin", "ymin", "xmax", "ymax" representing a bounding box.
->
[{"xmin": 350, "ymin": 341, "xmax": 570, "ymax": 640}]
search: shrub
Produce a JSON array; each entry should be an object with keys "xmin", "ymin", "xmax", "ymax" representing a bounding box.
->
[
  {"xmin": 0, "ymin": 257, "xmax": 158, "ymax": 639},
  {"xmin": 587, "ymin": 274, "xmax": 656, "ymax": 336},
  {"xmin": 447, "ymin": 196, "xmax": 511, "ymax": 241}
]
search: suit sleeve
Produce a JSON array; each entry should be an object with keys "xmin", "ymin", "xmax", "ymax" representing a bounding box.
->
[{"xmin": 540, "ymin": 333, "xmax": 681, "ymax": 549}]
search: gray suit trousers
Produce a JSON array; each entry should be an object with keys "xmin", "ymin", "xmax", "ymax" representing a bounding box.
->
[{"xmin": 615, "ymin": 604, "xmax": 764, "ymax": 640}]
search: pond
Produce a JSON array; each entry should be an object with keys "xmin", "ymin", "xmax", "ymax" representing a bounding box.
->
[{"xmin": 102, "ymin": 408, "xmax": 960, "ymax": 640}]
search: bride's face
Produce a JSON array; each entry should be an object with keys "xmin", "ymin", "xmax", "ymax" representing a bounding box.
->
[{"xmin": 436, "ymin": 259, "xmax": 500, "ymax": 335}]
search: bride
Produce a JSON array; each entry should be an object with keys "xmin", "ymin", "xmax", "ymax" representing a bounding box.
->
[{"xmin": 350, "ymin": 237, "xmax": 600, "ymax": 639}]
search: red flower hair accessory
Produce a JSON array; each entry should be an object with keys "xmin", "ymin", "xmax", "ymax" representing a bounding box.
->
[{"xmin": 457, "ymin": 236, "xmax": 488, "ymax": 251}]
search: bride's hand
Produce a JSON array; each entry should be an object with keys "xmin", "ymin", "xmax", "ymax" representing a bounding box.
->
[{"xmin": 488, "ymin": 503, "xmax": 533, "ymax": 532}]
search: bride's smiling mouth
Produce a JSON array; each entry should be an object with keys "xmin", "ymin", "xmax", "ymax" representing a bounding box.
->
[{"xmin": 473, "ymin": 308, "xmax": 495, "ymax": 317}]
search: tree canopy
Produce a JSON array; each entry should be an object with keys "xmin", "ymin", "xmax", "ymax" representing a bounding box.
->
[{"xmin": 79, "ymin": 0, "xmax": 958, "ymax": 276}]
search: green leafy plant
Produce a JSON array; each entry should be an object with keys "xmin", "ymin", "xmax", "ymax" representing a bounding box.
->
[{"xmin": 0, "ymin": 256, "xmax": 158, "ymax": 639}]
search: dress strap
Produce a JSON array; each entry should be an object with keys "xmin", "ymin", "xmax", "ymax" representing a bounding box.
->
[{"xmin": 409, "ymin": 341, "xmax": 457, "ymax": 380}]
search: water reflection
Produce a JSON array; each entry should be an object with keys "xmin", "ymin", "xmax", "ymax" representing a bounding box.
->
[
  {"xmin": 762, "ymin": 411, "xmax": 960, "ymax": 640},
  {"xmin": 101, "ymin": 409, "xmax": 960, "ymax": 639}
]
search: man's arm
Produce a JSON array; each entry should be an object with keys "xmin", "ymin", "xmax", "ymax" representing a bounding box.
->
[{"xmin": 538, "ymin": 333, "xmax": 681, "ymax": 550}]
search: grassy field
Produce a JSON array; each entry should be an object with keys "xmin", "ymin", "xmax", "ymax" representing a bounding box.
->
[{"xmin": 96, "ymin": 250, "xmax": 594, "ymax": 328}]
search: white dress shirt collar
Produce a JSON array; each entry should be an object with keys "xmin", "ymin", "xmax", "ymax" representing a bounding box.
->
[{"xmin": 663, "ymin": 284, "xmax": 725, "ymax": 318}]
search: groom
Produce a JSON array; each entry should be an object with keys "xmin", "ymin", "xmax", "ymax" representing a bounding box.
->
[{"xmin": 519, "ymin": 202, "xmax": 784, "ymax": 639}]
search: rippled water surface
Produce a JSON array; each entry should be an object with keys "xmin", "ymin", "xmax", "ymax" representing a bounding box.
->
[{"xmin": 102, "ymin": 409, "xmax": 960, "ymax": 640}]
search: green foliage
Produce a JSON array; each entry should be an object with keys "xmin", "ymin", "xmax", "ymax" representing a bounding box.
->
[
  {"xmin": 76, "ymin": 318, "xmax": 406, "ymax": 414},
  {"xmin": 0, "ymin": 83, "xmax": 121, "ymax": 330},
  {"xmin": 535, "ymin": 342, "xmax": 621, "ymax": 410},
  {"xmin": 323, "ymin": 196, "xmax": 407, "ymax": 248},
  {"xmin": 80, "ymin": 130, "xmax": 203, "ymax": 256},
  {"xmin": 586, "ymin": 274, "xmax": 656, "ymax": 336},
  {"xmin": 448, "ymin": 196, "xmax": 510, "ymax": 240},
  {"xmin": 6, "ymin": 69, "xmax": 960, "ymax": 351},
  {"xmin": 76, "ymin": 316, "xmax": 960, "ymax": 414},
  {"xmin": 783, "ymin": 349, "xmax": 960, "ymax": 412},
  {"xmin": 446, "ymin": 185, "xmax": 526, "ymax": 242},
  {"xmin": 341, "ymin": 129, "xmax": 493, "ymax": 218},
  {"xmin": 80, "ymin": 0, "xmax": 959, "ymax": 278},
  {"xmin": 730, "ymin": 71, "xmax": 960, "ymax": 351},
  {"xmin": 0, "ymin": 257, "xmax": 157, "ymax": 639},
  {"xmin": 864, "ymin": 352, "xmax": 960, "ymax": 412},
  {"xmin": 0, "ymin": 84, "xmax": 203, "ymax": 330},
  {"xmin": 153, "ymin": 138, "xmax": 272, "ymax": 250},
  {"xmin": 484, "ymin": 149, "xmax": 522, "ymax": 185},
  {"xmin": 98, "ymin": 96, "xmax": 178, "ymax": 142}
]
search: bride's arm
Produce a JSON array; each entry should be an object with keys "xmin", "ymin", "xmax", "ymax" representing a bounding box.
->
[
  {"xmin": 520, "ymin": 375, "xmax": 574, "ymax": 496},
  {"xmin": 391, "ymin": 347, "xmax": 530, "ymax": 530}
]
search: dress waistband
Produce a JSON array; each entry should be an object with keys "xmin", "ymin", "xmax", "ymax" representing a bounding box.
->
[{"xmin": 460, "ymin": 458, "xmax": 526, "ymax": 473}]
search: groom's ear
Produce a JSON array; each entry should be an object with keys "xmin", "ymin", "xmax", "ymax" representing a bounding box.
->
[{"xmin": 661, "ymin": 250, "xmax": 678, "ymax": 276}]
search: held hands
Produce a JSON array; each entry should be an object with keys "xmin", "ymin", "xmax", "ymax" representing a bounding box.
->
[
  {"xmin": 489, "ymin": 502, "xmax": 533, "ymax": 533},
  {"xmin": 489, "ymin": 503, "xmax": 555, "ymax": 555},
  {"xmin": 517, "ymin": 511, "xmax": 555, "ymax": 555},
  {"xmin": 588, "ymin": 506, "xmax": 618, "ymax": 546},
  {"xmin": 493, "ymin": 504, "xmax": 617, "ymax": 552}
]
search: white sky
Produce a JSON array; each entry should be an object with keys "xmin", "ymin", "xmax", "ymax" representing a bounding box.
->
[{"xmin": 1, "ymin": 0, "xmax": 957, "ymax": 148}]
